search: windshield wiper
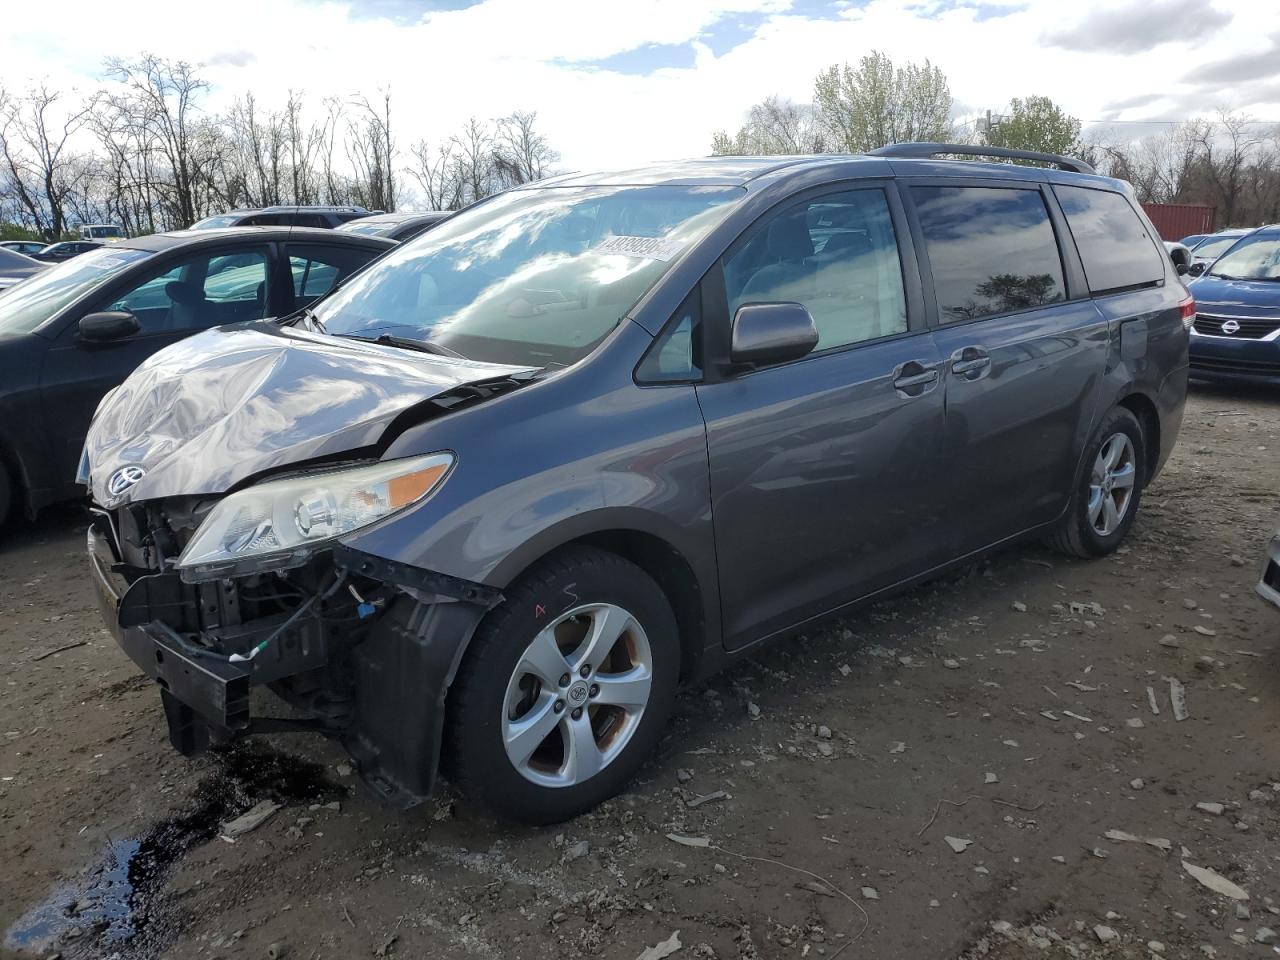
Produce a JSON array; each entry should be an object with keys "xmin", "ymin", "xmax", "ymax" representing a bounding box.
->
[
  {"xmin": 345, "ymin": 333, "xmax": 466, "ymax": 359},
  {"xmin": 288, "ymin": 307, "xmax": 326, "ymax": 333}
]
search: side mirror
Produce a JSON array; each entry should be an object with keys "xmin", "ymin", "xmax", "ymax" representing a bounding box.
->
[
  {"xmin": 729, "ymin": 302, "xmax": 819, "ymax": 369},
  {"xmin": 78, "ymin": 311, "xmax": 140, "ymax": 342},
  {"xmin": 1188, "ymin": 262, "xmax": 1206, "ymax": 277}
]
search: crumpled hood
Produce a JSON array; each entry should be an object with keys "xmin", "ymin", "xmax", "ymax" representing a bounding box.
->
[{"xmin": 86, "ymin": 322, "xmax": 536, "ymax": 507}]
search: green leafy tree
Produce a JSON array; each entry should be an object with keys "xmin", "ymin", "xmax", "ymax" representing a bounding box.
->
[
  {"xmin": 813, "ymin": 51, "xmax": 953, "ymax": 153},
  {"xmin": 986, "ymin": 96, "xmax": 1083, "ymax": 158}
]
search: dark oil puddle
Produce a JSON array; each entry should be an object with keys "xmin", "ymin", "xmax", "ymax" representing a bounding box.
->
[{"xmin": 5, "ymin": 742, "xmax": 343, "ymax": 958}]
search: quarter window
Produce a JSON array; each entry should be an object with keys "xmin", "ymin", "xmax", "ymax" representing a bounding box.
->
[
  {"xmin": 723, "ymin": 189, "xmax": 908, "ymax": 351},
  {"xmin": 636, "ymin": 288, "xmax": 700, "ymax": 383},
  {"xmin": 287, "ymin": 244, "xmax": 376, "ymax": 309},
  {"xmin": 1053, "ymin": 185, "xmax": 1164, "ymax": 294},
  {"xmin": 912, "ymin": 185, "xmax": 1065, "ymax": 323}
]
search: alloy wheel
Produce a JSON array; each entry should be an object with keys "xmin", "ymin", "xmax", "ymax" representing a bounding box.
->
[
  {"xmin": 1088, "ymin": 432, "xmax": 1137, "ymax": 537},
  {"xmin": 501, "ymin": 603, "xmax": 653, "ymax": 788}
]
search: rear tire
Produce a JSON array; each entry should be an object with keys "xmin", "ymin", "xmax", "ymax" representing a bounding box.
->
[
  {"xmin": 445, "ymin": 546, "xmax": 680, "ymax": 824},
  {"xmin": 1050, "ymin": 406, "xmax": 1146, "ymax": 559}
]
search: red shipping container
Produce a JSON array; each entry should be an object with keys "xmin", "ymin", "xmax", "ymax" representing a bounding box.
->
[{"xmin": 1140, "ymin": 203, "xmax": 1216, "ymax": 241}]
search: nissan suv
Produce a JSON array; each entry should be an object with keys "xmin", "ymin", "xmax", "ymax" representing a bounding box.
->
[{"xmin": 82, "ymin": 144, "xmax": 1190, "ymax": 824}]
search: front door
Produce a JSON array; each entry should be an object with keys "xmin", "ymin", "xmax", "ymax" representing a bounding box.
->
[
  {"xmin": 905, "ymin": 182, "xmax": 1109, "ymax": 555},
  {"xmin": 695, "ymin": 185, "xmax": 949, "ymax": 650}
]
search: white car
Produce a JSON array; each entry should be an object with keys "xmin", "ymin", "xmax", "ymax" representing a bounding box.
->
[{"xmin": 78, "ymin": 224, "xmax": 127, "ymax": 242}]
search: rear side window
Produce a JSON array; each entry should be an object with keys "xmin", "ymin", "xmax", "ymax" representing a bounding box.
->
[
  {"xmin": 912, "ymin": 185, "xmax": 1065, "ymax": 323},
  {"xmin": 1053, "ymin": 185, "xmax": 1163, "ymax": 295}
]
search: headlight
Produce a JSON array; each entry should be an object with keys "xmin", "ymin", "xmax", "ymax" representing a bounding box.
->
[{"xmin": 177, "ymin": 453, "xmax": 453, "ymax": 573}]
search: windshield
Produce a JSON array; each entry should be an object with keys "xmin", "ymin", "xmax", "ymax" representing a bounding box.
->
[
  {"xmin": 84, "ymin": 226, "xmax": 124, "ymax": 239},
  {"xmin": 0, "ymin": 246, "xmax": 153, "ymax": 335},
  {"xmin": 190, "ymin": 215, "xmax": 243, "ymax": 230},
  {"xmin": 1193, "ymin": 234, "xmax": 1245, "ymax": 261},
  {"xmin": 1208, "ymin": 233, "xmax": 1280, "ymax": 280},
  {"xmin": 313, "ymin": 184, "xmax": 742, "ymax": 367}
]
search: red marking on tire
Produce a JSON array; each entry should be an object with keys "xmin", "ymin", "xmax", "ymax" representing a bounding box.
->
[{"xmin": 535, "ymin": 603, "xmax": 547, "ymax": 618}]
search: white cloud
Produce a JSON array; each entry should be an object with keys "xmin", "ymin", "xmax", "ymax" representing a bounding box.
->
[{"xmin": 1, "ymin": 0, "xmax": 1278, "ymax": 181}]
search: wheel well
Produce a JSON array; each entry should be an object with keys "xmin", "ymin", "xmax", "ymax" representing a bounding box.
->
[
  {"xmin": 557, "ymin": 530, "xmax": 708, "ymax": 680},
  {"xmin": 0, "ymin": 440, "xmax": 24, "ymax": 517},
  {"xmin": 1118, "ymin": 392, "xmax": 1160, "ymax": 483}
]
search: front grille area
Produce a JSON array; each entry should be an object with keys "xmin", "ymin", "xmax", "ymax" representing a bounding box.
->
[
  {"xmin": 1193, "ymin": 314, "xmax": 1280, "ymax": 339},
  {"xmin": 1191, "ymin": 355, "xmax": 1280, "ymax": 377}
]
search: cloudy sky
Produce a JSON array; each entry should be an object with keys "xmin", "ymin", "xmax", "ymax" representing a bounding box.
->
[{"xmin": 2, "ymin": 0, "xmax": 1277, "ymax": 175}]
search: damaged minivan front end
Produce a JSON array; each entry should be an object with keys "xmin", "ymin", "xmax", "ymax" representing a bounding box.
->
[{"xmin": 83, "ymin": 323, "xmax": 535, "ymax": 806}]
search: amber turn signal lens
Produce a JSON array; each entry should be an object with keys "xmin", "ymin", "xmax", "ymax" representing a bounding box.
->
[{"xmin": 388, "ymin": 463, "xmax": 450, "ymax": 509}]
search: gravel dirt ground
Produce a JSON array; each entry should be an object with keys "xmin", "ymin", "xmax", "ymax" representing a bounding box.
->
[{"xmin": 3, "ymin": 385, "xmax": 1279, "ymax": 960}]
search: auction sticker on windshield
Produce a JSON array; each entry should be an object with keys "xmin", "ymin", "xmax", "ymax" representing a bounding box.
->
[{"xmin": 595, "ymin": 235, "xmax": 685, "ymax": 261}]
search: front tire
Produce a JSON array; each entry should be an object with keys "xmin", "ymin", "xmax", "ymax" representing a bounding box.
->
[
  {"xmin": 1051, "ymin": 406, "xmax": 1146, "ymax": 559},
  {"xmin": 446, "ymin": 546, "xmax": 680, "ymax": 824}
]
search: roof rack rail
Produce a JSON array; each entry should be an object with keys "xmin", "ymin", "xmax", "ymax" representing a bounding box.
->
[{"xmin": 868, "ymin": 142, "xmax": 1095, "ymax": 175}]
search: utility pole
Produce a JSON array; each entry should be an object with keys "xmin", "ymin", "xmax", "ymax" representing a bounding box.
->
[{"xmin": 977, "ymin": 110, "xmax": 1005, "ymax": 141}]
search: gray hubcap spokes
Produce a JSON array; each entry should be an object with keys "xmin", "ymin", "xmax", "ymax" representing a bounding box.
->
[
  {"xmin": 501, "ymin": 603, "xmax": 653, "ymax": 788},
  {"xmin": 1088, "ymin": 433, "xmax": 1137, "ymax": 536}
]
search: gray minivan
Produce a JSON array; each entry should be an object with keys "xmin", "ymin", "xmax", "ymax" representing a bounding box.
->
[{"xmin": 84, "ymin": 144, "xmax": 1191, "ymax": 823}]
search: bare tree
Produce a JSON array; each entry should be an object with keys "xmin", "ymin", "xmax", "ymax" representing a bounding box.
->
[
  {"xmin": 712, "ymin": 96, "xmax": 824, "ymax": 155},
  {"xmin": 346, "ymin": 92, "xmax": 395, "ymax": 211},
  {"xmin": 493, "ymin": 111, "xmax": 559, "ymax": 186},
  {"xmin": 284, "ymin": 91, "xmax": 323, "ymax": 205},
  {"xmin": 1194, "ymin": 110, "xmax": 1262, "ymax": 227},
  {"xmin": 0, "ymin": 84, "xmax": 93, "ymax": 238},
  {"xmin": 451, "ymin": 117, "xmax": 495, "ymax": 207},
  {"xmin": 102, "ymin": 55, "xmax": 219, "ymax": 227},
  {"xmin": 407, "ymin": 137, "xmax": 463, "ymax": 210},
  {"xmin": 1, "ymin": 64, "xmax": 568, "ymax": 234}
]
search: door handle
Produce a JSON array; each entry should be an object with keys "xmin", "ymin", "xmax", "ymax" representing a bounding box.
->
[
  {"xmin": 892, "ymin": 360, "xmax": 940, "ymax": 398},
  {"xmin": 950, "ymin": 346, "xmax": 991, "ymax": 379}
]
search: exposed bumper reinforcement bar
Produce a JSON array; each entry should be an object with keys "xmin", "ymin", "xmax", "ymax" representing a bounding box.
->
[{"xmin": 91, "ymin": 527, "xmax": 498, "ymax": 806}]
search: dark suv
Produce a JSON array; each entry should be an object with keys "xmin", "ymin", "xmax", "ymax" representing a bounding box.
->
[
  {"xmin": 83, "ymin": 144, "xmax": 1190, "ymax": 823},
  {"xmin": 189, "ymin": 205, "xmax": 379, "ymax": 230}
]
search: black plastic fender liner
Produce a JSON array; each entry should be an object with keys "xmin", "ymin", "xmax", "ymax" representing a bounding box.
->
[
  {"xmin": 341, "ymin": 596, "xmax": 488, "ymax": 808},
  {"xmin": 332, "ymin": 544, "xmax": 504, "ymax": 609}
]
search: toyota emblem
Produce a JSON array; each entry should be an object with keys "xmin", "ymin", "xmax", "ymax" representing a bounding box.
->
[
  {"xmin": 1221, "ymin": 319, "xmax": 1241, "ymax": 335},
  {"xmin": 107, "ymin": 465, "xmax": 146, "ymax": 497}
]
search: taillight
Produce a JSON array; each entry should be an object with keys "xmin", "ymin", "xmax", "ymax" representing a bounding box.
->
[{"xmin": 1179, "ymin": 296, "xmax": 1196, "ymax": 331}]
